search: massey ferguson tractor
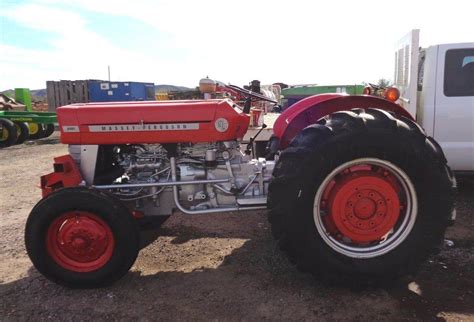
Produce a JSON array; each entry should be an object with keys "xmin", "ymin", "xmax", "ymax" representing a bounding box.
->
[{"xmin": 25, "ymin": 81, "xmax": 455, "ymax": 288}]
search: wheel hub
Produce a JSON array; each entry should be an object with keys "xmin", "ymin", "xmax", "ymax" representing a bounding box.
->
[
  {"xmin": 57, "ymin": 216, "xmax": 109, "ymax": 262},
  {"xmin": 46, "ymin": 211, "xmax": 114, "ymax": 272},
  {"xmin": 1, "ymin": 129, "xmax": 8, "ymax": 140},
  {"xmin": 353, "ymin": 196, "xmax": 376, "ymax": 219},
  {"xmin": 28, "ymin": 123, "xmax": 39, "ymax": 135},
  {"xmin": 324, "ymin": 171, "xmax": 401, "ymax": 243}
]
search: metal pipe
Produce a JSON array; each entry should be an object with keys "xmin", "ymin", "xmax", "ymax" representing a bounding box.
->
[
  {"xmin": 212, "ymin": 174, "xmax": 258, "ymax": 196},
  {"xmin": 93, "ymin": 178, "xmax": 229, "ymax": 190},
  {"xmin": 172, "ymin": 185, "xmax": 266, "ymax": 214},
  {"xmin": 169, "ymin": 156, "xmax": 266, "ymax": 215}
]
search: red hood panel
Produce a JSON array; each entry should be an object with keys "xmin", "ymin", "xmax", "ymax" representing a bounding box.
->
[{"xmin": 58, "ymin": 99, "xmax": 250, "ymax": 145}]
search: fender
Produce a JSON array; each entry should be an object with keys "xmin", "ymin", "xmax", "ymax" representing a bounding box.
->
[{"xmin": 274, "ymin": 94, "xmax": 415, "ymax": 148}]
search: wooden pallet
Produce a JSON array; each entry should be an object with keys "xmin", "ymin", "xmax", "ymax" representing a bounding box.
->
[{"xmin": 46, "ymin": 80, "xmax": 89, "ymax": 111}]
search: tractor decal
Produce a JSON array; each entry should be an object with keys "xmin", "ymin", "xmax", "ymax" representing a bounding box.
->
[{"xmin": 88, "ymin": 123, "xmax": 200, "ymax": 132}]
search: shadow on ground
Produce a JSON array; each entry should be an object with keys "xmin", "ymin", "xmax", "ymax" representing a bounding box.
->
[{"xmin": 1, "ymin": 178, "xmax": 472, "ymax": 320}]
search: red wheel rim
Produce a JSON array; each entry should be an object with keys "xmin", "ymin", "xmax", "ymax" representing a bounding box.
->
[
  {"xmin": 313, "ymin": 159, "xmax": 418, "ymax": 258},
  {"xmin": 321, "ymin": 164, "xmax": 402, "ymax": 243},
  {"xmin": 46, "ymin": 211, "xmax": 115, "ymax": 272}
]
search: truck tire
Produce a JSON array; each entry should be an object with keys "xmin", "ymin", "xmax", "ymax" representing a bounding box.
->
[
  {"xmin": 268, "ymin": 108, "xmax": 455, "ymax": 284},
  {"xmin": 27, "ymin": 122, "xmax": 45, "ymax": 140},
  {"xmin": 0, "ymin": 118, "xmax": 18, "ymax": 147},
  {"xmin": 14, "ymin": 122, "xmax": 30, "ymax": 144},
  {"xmin": 42, "ymin": 124, "xmax": 55, "ymax": 138},
  {"xmin": 25, "ymin": 187, "xmax": 140, "ymax": 288}
]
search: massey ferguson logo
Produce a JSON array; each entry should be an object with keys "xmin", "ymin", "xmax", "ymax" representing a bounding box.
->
[
  {"xmin": 214, "ymin": 118, "xmax": 229, "ymax": 132},
  {"xmin": 88, "ymin": 123, "xmax": 199, "ymax": 132}
]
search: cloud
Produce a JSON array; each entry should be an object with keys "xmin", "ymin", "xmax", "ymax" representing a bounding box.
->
[{"xmin": 1, "ymin": 0, "xmax": 473, "ymax": 89}]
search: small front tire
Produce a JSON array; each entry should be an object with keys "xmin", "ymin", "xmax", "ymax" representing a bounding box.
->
[{"xmin": 25, "ymin": 187, "xmax": 140, "ymax": 288}]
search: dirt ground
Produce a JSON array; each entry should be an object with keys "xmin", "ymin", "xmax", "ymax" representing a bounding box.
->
[{"xmin": 1, "ymin": 133, "xmax": 473, "ymax": 321}]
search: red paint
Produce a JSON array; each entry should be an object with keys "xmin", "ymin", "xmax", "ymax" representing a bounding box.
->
[
  {"xmin": 58, "ymin": 99, "xmax": 250, "ymax": 145},
  {"xmin": 274, "ymin": 95, "xmax": 414, "ymax": 148},
  {"xmin": 321, "ymin": 164, "xmax": 402, "ymax": 244},
  {"xmin": 46, "ymin": 211, "xmax": 114, "ymax": 272},
  {"xmin": 274, "ymin": 94, "xmax": 345, "ymax": 138},
  {"xmin": 40, "ymin": 155, "xmax": 83, "ymax": 197},
  {"xmin": 131, "ymin": 210, "xmax": 144, "ymax": 219}
]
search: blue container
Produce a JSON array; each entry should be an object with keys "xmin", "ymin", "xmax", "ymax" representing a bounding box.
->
[{"xmin": 87, "ymin": 80, "xmax": 155, "ymax": 102}]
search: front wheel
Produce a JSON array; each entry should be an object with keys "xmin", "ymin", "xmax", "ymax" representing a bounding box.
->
[
  {"xmin": 25, "ymin": 187, "xmax": 140, "ymax": 288},
  {"xmin": 268, "ymin": 108, "xmax": 455, "ymax": 284}
]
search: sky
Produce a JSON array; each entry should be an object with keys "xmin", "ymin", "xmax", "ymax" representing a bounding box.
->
[{"xmin": 0, "ymin": 0, "xmax": 473, "ymax": 90}]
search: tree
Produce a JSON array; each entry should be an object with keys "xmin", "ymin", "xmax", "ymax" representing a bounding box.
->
[{"xmin": 377, "ymin": 78, "xmax": 393, "ymax": 88}]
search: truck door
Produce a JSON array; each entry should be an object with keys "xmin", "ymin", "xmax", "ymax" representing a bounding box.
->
[{"xmin": 434, "ymin": 44, "xmax": 474, "ymax": 172}]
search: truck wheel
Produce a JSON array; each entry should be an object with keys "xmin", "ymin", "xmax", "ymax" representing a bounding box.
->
[
  {"xmin": 42, "ymin": 124, "xmax": 55, "ymax": 138},
  {"xmin": 268, "ymin": 108, "xmax": 455, "ymax": 284},
  {"xmin": 25, "ymin": 187, "xmax": 140, "ymax": 288},
  {"xmin": 14, "ymin": 122, "xmax": 30, "ymax": 144},
  {"xmin": 27, "ymin": 122, "xmax": 45, "ymax": 140},
  {"xmin": 0, "ymin": 118, "xmax": 18, "ymax": 147}
]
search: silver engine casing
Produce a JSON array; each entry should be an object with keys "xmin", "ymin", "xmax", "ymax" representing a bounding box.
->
[{"xmin": 69, "ymin": 141, "xmax": 274, "ymax": 217}]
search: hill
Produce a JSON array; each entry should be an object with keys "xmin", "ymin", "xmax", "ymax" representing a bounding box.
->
[
  {"xmin": 155, "ymin": 85, "xmax": 193, "ymax": 93},
  {"xmin": 0, "ymin": 89, "xmax": 47, "ymax": 101}
]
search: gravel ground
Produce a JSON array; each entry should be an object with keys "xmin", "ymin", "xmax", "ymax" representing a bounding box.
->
[{"xmin": 0, "ymin": 133, "xmax": 473, "ymax": 321}]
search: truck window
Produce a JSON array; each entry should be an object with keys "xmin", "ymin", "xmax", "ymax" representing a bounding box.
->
[{"xmin": 444, "ymin": 48, "xmax": 474, "ymax": 97}]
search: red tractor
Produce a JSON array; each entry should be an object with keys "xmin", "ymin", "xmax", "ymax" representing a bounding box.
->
[{"xmin": 25, "ymin": 83, "xmax": 455, "ymax": 288}]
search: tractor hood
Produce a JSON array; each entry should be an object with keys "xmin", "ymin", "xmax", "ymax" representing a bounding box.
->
[{"xmin": 57, "ymin": 99, "xmax": 250, "ymax": 145}]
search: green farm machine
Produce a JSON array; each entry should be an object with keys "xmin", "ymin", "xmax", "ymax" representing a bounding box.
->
[{"xmin": 0, "ymin": 89, "xmax": 57, "ymax": 147}]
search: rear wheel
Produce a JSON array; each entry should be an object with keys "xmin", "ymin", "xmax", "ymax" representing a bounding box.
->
[
  {"xmin": 313, "ymin": 158, "xmax": 417, "ymax": 258},
  {"xmin": 14, "ymin": 122, "xmax": 30, "ymax": 144},
  {"xmin": 0, "ymin": 118, "xmax": 18, "ymax": 147},
  {"xmin": 25, "ymin": 187, "xmax": 140, "ymax": 288},
  {"xmin": 27, "ymin": 122, "xmax": 45, "ymax": 139},
  {"xmin": 268, "ymin": 108, "xmax": 455, "ymax": 284}
]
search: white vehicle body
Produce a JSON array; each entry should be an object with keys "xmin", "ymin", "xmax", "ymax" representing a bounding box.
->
[{"xmin": 395, "ymin": 30, "xmax": 474, "ymax": 172}]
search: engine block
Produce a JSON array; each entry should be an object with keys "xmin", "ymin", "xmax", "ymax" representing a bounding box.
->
[{"xmin": 69, "ymin": 140, "xmax": 274, "ymax": 217}]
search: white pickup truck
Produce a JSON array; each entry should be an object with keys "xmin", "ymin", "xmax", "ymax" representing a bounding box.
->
[{"xmin": 395, "ymin": 29, "xmax": 474, "ymax": 173}]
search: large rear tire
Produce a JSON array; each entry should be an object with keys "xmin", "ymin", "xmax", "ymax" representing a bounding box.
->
[
  {"xmin": 268, "ymin": 108, "xmax": 455, "ymax": 284},
  {"xmin": 25, "ymin": 187, "xmax": 140, "ymax": 288}
]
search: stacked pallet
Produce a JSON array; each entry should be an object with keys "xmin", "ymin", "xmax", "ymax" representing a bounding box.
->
[{"xmin": 46, "ymin": 80, "xmax": 89, "ymax": 111}]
